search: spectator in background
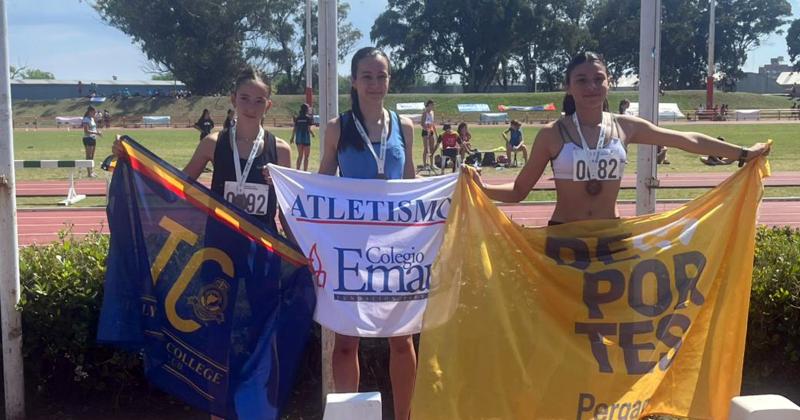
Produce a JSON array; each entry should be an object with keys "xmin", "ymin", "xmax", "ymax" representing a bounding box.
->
[
  {"xmin": 81, "ymin": 106, "xmax": 101, "ymax": 178},
  {"xmin": 77, "ymin": 80, "xmax": 83, "ymax": 97},
  {"xmin": 193, "ymin": 109, "xmax": 215, "ymax": 140},
  {"xmin": 103, "ymin": 110, "xmax": 111, "ymax": 128},
  {"xmin": 618, "ymin": 99, "xmax": 631, "ymax": 115},
  {"xmin": 421, "ymin": 100, "xmax": 437, "ymax": 171},
  {"xmin": 502, "ymin": 119, "xmax": 528, "ymax": 166},
  {"xmin": 290, "ymin": 103, "xmax": 315, "ymax": 171},
  {"xmin": 431, "ymin": 123, "xmax": 462, "ymax": 173},
  {"xmin": 223, "ymin": 108, "xmax": 235, "ymax": 130},
  {"xmin": 457, "ymin": 122, "xmax": 480, "ymax": 165}
]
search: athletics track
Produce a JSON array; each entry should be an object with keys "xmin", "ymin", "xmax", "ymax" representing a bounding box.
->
[{"xmin": 14, "ymin": 171, "xmax": 800, "ymax": 246}]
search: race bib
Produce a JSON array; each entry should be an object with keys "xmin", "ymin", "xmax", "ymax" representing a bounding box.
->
[
  {"xmin": 572, "ymin": 145, "xmax": 624, "ymax": 182},
  {"xmin": 223, "ymin": 181, "xmax": 270, "ymax": 215}
]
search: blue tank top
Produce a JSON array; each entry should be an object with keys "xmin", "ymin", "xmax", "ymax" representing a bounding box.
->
[{"xmin": 337, "ymin": 110, "xmax": 406, "ymax": 180}]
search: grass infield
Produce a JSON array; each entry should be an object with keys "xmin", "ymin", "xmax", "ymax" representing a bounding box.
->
[{"xmin": 10, "ymin": 122, "xmax": 799, "ymax": 207}]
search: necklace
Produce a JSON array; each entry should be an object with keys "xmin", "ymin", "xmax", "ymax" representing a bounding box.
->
[
  {"xmin": 353, "ymin": 109, "xmax": 389, "ymax": 179},
  {"xmin": 572, "ymin": 112, "xmax": 607, "ymax": 196}
]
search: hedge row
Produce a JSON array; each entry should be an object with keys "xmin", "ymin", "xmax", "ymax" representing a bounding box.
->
[{"xmin": 13, "ymin": 226, "xmax": 800, "ymax": 414}]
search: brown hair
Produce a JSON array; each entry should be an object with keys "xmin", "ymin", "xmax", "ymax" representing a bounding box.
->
[
  {"xmin": 341, "ymin": 46, "xmax": 392, "ymax": 151},
  {"xmin": 563, "ymin": 51, "xmax": 609, "ymax": 115},
  {"xmin": 233, "ymin": 66, "xmax": 272, "ymax": 96}
]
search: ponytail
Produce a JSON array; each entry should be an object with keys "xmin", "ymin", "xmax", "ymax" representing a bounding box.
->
[
  {"xmin": 563, "ymin": 95, "xmax": 576, "ymax": 115},
  {"xmin": 339, "ymin": 87, "xmax": 367, "ymax": 151}
]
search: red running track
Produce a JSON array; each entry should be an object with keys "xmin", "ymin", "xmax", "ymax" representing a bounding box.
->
[
  {"xmin": 16, "ymin": 200, "xmax": 800, "ymax": 246},
  {"xmin": 15, "ymin": 171, "xmax": 800, "ymax": 197}
]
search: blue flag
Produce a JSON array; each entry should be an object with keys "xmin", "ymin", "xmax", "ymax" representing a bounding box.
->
[{"xmin": 98, "ymin": 136, "xmax": 316, "ymax": 419}]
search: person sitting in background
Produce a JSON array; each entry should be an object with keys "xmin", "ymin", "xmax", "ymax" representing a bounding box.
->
[
  {"xmin": 618, "ymin": 99, "xmax": 631, "ymax": 115},
  {"xmin": 432, "ymin": 123, "xmax": 462, "ymax": 173},
  {"xmin": 700, "ymin": 136, "xmax": 735, "ymax": 166},
  {"xmin": 502, "ymin": 119, "xmax": 528, "ymax": 167},
  {"xmin": 457, "ymin": 122, "xmax": 481, "ymax": 166}
]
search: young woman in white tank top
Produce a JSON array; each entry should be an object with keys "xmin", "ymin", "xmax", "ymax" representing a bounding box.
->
[{"xmin": 473, "ymin": 51, "xmax": 770, "ymax": 225}]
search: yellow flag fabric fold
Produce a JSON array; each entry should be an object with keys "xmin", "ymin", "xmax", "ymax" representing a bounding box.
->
[{"xmin": 413, "ymin": 158, "xmax": 770, "ymax": 420}]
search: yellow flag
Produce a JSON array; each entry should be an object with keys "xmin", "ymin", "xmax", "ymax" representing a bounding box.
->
[{"xmin": 413, "ymin": 157, "xmax": 770, "ymax": 420}]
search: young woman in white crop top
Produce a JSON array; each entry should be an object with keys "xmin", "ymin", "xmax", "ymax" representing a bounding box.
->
[{"xmin": 473, "ymin": 51, "xmax": 770, "ymax": 225}]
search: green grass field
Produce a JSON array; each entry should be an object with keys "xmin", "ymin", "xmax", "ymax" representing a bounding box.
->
[
  {"xmin": 11, "ymin": 89, "xmax": 798, "ymax": 128},
  {"xmin": 11, "ymin": 121, "xmax": 799, "ymax": 207},
  {"xmin": 12, "ymin": 122, "xmax": 799, "ymax": 178}
]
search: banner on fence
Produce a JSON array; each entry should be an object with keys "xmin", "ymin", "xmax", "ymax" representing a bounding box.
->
[
  {"xmin": 412, "ymin": 158, "xmax": 770, "ymax": 420},
  {"xmin": 498, "ymin": 103, "xmax": 556, "ymax": 112},
  {"xmin": 97, "ymin": 137, "xmax": 315, "ymax": 420},
  {"xmin": 396, "ymin": 102, "xmax": 425, "ymax": 111},
  {"xmin": 457, "ymin": 103, "xmax": 491, "ymax": 112},
  {"xmin": 270, "ymin": 166, "xmax": 458, "ymax": 337}
]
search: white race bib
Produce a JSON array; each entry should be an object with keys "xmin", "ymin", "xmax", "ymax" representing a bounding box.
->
[
  {"xmin": 572, "ymin": 144, "xmax": 624, "ymax": 181},
  {"xmin": 223, "ymin": 181, "xmax": 270, "ymax": 215}
]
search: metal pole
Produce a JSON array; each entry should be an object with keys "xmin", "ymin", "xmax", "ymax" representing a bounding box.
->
[
  {"xmin": 305, "ymin": 0, "xmax": 313, "ymax": 108},
  {"xmin": 636, "ymin": 0, "xmax": 660, "ymax": 215},
  {"xmin": 706, "ymin": 0, "xmax": 715, "ymax": 109},
  {"xmin": 0, "ymin": 0, "xmax": 26, "ymax": 418},
  {"xmin": 318, "ymin": 0, "xmax": 338, "ymax": 400}
]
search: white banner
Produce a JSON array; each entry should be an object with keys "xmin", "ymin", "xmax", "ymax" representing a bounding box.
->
[
  {"xmin": 396, "ymin": 102, "xmax": 425, "ymax": 111},
  {"xmin": 270, "ymin": 166, "xmax": 458, "ymax": 337}
]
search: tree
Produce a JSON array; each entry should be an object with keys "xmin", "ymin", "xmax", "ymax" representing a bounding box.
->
[
  {"xmin": 94, "ymin": 0, "xmax": 361, "ymax": 95},
  {"xmin": 10, "ymin": 65, "xmax": 55, "ymax": 80},
  {"xmin": 245, "ymin": 1, "xmax": 362, "ymax": 94},
  {"xmin": 94, "ymin": 0, "xmax": 251, "ymax": 95},
  {"xmin": 584, "ymin": 0, "xmax": 791, "ymax": 90},
  {"xmin": 713, "ymin": 0, "xmax": 792, "ymax": 89},
  {"xmin": 151, "ymin": 72, "xmax": 175, "ymax": 81},
  {"xmin": 371, "ymin": 0, "xmax": 539, "ymax": 92},
  {"xmin": 586, "ymin": 0, "xmax": 640, "ymax": 83},
  {"xmin": 511, "ymin": 0, "xmax": 589, "ymax": 91},
  {"xmin": 787, "ymin": 19, "xmax": 800, "ymax": 70}
]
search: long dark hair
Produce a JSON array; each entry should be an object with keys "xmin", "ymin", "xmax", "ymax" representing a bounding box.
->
[
  {"xmin": 562, "ymin": 51, "xmax": 610, "ymax": 115},
  {"xmin": 340, "ymin": 46, "xmax": 391, "ymax": 151},
  {"xmin": 297, "ymin": 103, "xmax": 311, "ymax": 120},
  {"xmin": 198, "ymin": 108, "xmax": 210, "ymax": 121},
  {"xmin": 83, "ymin": 106, "xmax": 96, "ymax": 118}
]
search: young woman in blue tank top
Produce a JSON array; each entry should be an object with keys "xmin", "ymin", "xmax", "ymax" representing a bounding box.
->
[
  {"xmin": 319, "ymin": 47, "xmax": 416, "ymax": 420},
  {"xmin": 473, "ymin": 51, "xmax": 770, "ymax": 225}
]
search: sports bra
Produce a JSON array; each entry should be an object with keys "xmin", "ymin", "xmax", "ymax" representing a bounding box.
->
[{"xmin": 550, "ymin": 113, "xmax": 628, "ymax": 180}]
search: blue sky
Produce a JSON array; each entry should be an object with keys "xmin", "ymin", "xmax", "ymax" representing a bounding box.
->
[{"xmin": 6, "ymin": 0, "xmax": 799, "ymax": 81}]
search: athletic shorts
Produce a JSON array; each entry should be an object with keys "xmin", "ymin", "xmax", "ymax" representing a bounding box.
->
[
  {"xmin": 443, "ymin": 148, "xmax": 459, "ymax": 159},
  {"xmin": 82, "ymin": 136, "xmax": 96, "ymax": 147},
  {"xmin": 295, "ymin": 130, "xmax": 311, "ymax": 146},
  {"xmin": 421, "ymin": 130, "xmax": 430, "ymax": 138},
  {"xmin": 509, "ymin": 138, "xmax": 523, "ymax": 148}
]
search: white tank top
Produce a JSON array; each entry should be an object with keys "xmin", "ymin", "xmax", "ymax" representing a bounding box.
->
[{"xmin": 550, "ymin": 114, "xmax": 628, "ymax": 180}]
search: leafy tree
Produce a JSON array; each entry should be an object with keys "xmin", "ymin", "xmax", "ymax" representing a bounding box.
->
[
  {"xmin": 10, "ymin": 66, "xmax": 55, "ymax": 80},
  {"xmin": 787, "ymin": 19, "xmax": 800, "ymax": 70},
  {"xmin": 511, "ymin": 0, "xmax": 589, "ymax": 91},
  {"xmin": 245, "ymin": 1, "xmax": 361, "ymax": 94},
  {"xmin": 713, "ymin": 0, "xmax": 792, "ymax": 88},
  {"xmin": 151, "ymin": 72, "xmax": 175, "ymax": 81},
  {"xmin": 10, "ymin": 65, "xmax": 25, "ymax": 79},
  {"xmin": 586, "ymin": 0, "xmax": 640, "ymax": 83},
  {"xmin": 585, "ymin": 0, "xmax": 791, "ymax": 90},
  {"xmin": 23, "ymin": 69, "xmax": 55, "ymax": 79},
  {"xmin": 94, "ymin": 0, "xmax": 250, "ymax": 95},
  {"xmin": 372, "ymin": 0, "xmax": 539, "ymax": 92}
]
